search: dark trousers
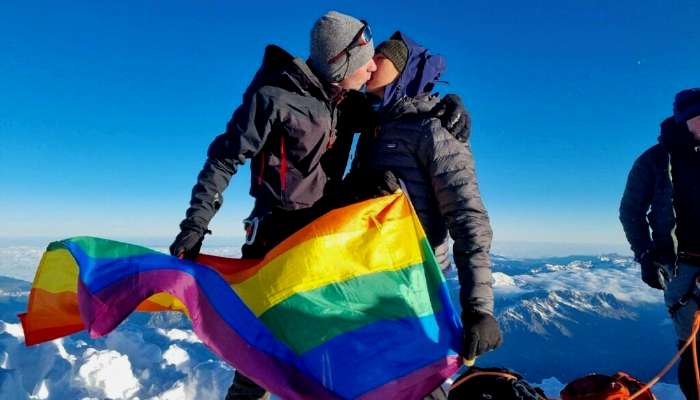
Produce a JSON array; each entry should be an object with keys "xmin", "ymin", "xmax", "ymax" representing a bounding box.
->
[
  {"xmin": 679, "ymin": 340, "xmax": 700, "ymax": 400},
  {"xmin": 667, "ymin": 260, "xmax": 700, "ymax": 400},
  {"xmin": 223, "ymin": 183, "xmax": 387, "ymax": 399},
  {"xmin": 224, "ymin": 205, "xmax": 328, "ymax": 400}
]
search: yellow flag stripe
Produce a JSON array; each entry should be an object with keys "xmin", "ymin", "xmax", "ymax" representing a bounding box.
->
[
  {"xmin": 31, "ymin": 249, "xmax": 79, "ymax": 294},
  {"xmin": 233, "ymin": 214, "xmax": 424, "ymax": 316}
]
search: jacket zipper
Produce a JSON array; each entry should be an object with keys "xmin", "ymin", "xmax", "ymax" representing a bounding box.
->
[{"xmin": 280, "ymin": 135, "xmax": 288, "ymax": 193}]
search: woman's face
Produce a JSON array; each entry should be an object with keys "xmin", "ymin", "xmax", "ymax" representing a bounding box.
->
[
  {"xmin": 687, "ymin": 115, "xmax": 700, "ymax": 141},
  {"xmin": 365, "ymin": 54, "xmax": 400, "ymax": 98}
]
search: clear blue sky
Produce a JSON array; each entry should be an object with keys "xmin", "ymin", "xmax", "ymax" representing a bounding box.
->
[{"xmin": 2, "ymin": 0, "xmax": 699, "ymax": 245}]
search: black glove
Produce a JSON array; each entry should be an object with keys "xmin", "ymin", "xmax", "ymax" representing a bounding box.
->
[
  {"xmin": 355, "ymin": 169, "xmax": 400, "ymax": 200},
  {"xmin": 462, "ymin": 312, "xmax": 502, "ymax": 360},
  {"xmin": 639, "ymin": 249, "xmax": 671, "ymax": 290},
  {"xmin": 371, "ymin": 169, "xmax": 400, "ymax": 196},
  {"xmin": 432, "ymin": 94, "xmax": 471, "ymax": 142},
  {"xmin": 169, "ymin": 223, "xmax": 210, "ymax": 260},
  {"xmin": 336, "ymin": 169, "xmax": 400, "ymax": 207}
]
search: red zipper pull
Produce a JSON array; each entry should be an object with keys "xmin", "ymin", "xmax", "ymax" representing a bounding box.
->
[{"xmin": 280, "ymin": 135, "xmax": 287, "ymax": 192}]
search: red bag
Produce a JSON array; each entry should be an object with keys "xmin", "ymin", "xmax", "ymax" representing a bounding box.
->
[{"xmin": 560, "ymin": 372, "xmax": 655, "ymax": 400}]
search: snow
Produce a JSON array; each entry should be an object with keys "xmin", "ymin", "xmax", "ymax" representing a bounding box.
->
[
  {"xmin": 492, "ymin": 272, "xmax": 516, "ymax": 287},
  {"xmin": 496, "ymin": 256, "xmax": 663, "ymax": 304},
  {"xmin": 154, "ymin": 381, "xmax": 186, "ymax": 399},
  {"xmin": 156, "ymin": 328, "xmax": 202, "ymax": 344},
  {"xmin": 30, "ymin": 380, "xmax": 49, "ymax": 399},
  {"xmin": 0, "ymin": 322, "xmax": 25, "ymax": 339},
  {"xmin": 54, "ymin": 338, "xmax": 77, "ymax": 364},
  {"xmin": 162, "ymin": 344, "xmax": 189, "ymax": 370},
  {"xmin": 77, "ymin": 349, "xmax": 140, "ymax": 399}
]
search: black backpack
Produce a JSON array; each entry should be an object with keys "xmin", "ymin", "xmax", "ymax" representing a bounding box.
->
[{"xmin": 448, "ymin": 367, "xmax": 548, "ymax": 400}]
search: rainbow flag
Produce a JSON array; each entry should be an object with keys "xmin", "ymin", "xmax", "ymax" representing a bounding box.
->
[{"xmin": 19, "ymin": 193, "xmax": 463, "ymax": 399}]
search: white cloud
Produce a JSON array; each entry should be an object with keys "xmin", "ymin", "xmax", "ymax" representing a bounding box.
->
[
  {"xmin": 103, "ymin": 329, "xmax": 162, "ymax": 370},
  {"xmin": 493, "ymin": 272, "xmax": 516, "ymax": 287},
  {"xmin": 78, "ymin": 349, "xmax": 140, "ymax": 399},
  {"xmin": 492, "ymin": 272, "xmax": 530, "ymax": 298},
  {"xmin": 0, "ymin": 322, "xmax": 25, "ymax": 339},
  {"xmin": 493, "ymin": 256, "xmax": 663, "ymax": 304},
  {"xmin": 0, "ymin": 246, "xmax": 43, "ymax": 282},
  {"xmin": 54, "ymin": 338, "xmax": 77, "ymax": 364},
  {"xmin": 516, "ymin": 263, "xmax": 662, "ymax": 304},
  {"xmin": 153, "ymin": 381, "xmax": 186, "ymax": 400},
  {"xmin": 156, "ymin": 328, "xmax": 202, "ymax": 344},
  {"xmin": 162, "ymin": 344, "xmax": 189, "ymax": 370}
]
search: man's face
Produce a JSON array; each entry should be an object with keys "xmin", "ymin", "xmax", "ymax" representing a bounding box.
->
[
  {"xmin": 365, "ymin": 55, "xmax": 400, "ymax": 98},
  {"xmin": 337, "ymin": 58, "xmax": 377, "ymax": 91},
  {"xmin": 687, "ymin": 115, "xmax": 700, "ymax": 141}
]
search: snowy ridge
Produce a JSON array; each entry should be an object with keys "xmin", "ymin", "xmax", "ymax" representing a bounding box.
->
[
  {"xmin": 500, "ymin": 290, "xmax": 636, "ymax": 337},
  {"xmin": 0, "ymin": 277, "xmax": 30, "ymax": 298}
]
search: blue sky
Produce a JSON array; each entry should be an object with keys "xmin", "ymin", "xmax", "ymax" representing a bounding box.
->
[{"xmin": 1, "ymin": 0, "xmax": 699, "ymax": 247}]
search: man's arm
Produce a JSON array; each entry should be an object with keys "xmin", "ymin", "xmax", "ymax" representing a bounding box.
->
[
  {"xmin": 418, "ymin": 122, "xmax": 500, "ymax": 359},
  {"xmin": 619, "ymin": 150, "xmax": 656, "ymax": 260},
  {"xmin": 418, "ymin": 124, "xmax": 494, "ymax": 316},
  {"xmin": 171, "ymin": 89, "xmax": 277, "ymax": 257}
]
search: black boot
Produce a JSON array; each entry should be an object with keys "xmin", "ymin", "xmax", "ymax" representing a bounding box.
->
[{"xmin": 224, "ymin": 371, "xmax": 267, "ymax": 400}]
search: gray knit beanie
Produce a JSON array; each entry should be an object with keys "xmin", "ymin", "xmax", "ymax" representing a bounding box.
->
[{"xmin": 310, "ymin": 11, "xmax": 374, "ymax": 83}]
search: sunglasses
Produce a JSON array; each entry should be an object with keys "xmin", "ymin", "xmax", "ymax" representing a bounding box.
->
[{"xmin": 327, "ymin": 20, "xmax": 373, "ymax": 65}]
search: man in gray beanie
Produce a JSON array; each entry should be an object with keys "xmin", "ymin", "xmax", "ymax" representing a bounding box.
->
[
  {"xmin": 169, "ymin": 10, "xmax": 469, "ymax": 399},
  {"xmin": 620, "ymin": 88, "xmax": 700, "ymax": 400}
]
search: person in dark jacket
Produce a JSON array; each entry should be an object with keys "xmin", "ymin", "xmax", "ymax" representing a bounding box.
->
[
  {"xmin": 173, "ymin": 11, "xmax": 378, "ymax": 400},
  {"xmin": 169, "ymin": 12, "xmax": 469, "ymax": 400},
  {"xmin": 171, "ymin": 11, "xmax": 377, "ymax": 261},
  {"xmin": 347, "ymin": 31, "xmax": 501, "ymax": 372},
  {"xmin": 620, "ymin": 88, "xmax": 700, "ymax": 400}
]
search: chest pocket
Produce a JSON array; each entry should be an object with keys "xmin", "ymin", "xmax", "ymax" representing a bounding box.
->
[
  {"xmin": 279, "ymin": 103, "xmax": 332, "ymax": 174},
  {"xmin": 370, "ymin": 129, "xmax": 420, "ymax": 171}
]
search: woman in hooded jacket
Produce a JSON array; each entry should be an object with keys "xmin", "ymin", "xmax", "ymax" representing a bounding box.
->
[{"xmin": 346, "ymin": 32, "xmax": 502, "ymax": 369}]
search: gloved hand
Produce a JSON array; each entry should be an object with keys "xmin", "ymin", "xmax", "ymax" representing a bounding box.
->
[
  {"xmin": 169, "ymin": 224, "xmax": 210, "ymax": 260},
  {"xmin": 369, "ymin": 169, "xmax": 400, "ymax": 196},
  {"xmin": 462, "ymin": 311, "xmax": 502, "ymax": 360},
  {"xmin": 335, "ymin": 169, "xmax": 400, "ymax": 207},
  {"xmin": 343, "ymin": 168, "xmax": 400, "ymax": 203},
  {"xmin": 639, "ymin": 249, "xmax": 671, "ymax": 290},
  {"xmin": 432, "ymin": 94, "xmax": 471, "ymax": 142}
]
